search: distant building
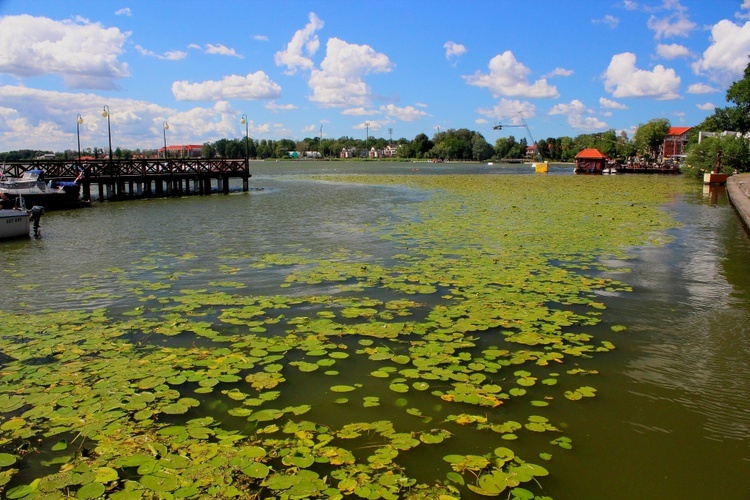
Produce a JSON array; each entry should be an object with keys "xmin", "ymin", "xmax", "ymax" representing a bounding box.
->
[
  {"xmin": 662, "ymin": 127, "xmax": 691, "ymax": 159},
  {"xmin": 698, "ymin": 130, "xmax": 750, "ymax": 142},
  {"xmin": 340, "ymin": 147, "xmax": 356, "ymax": 158},
  {"xmin": 159, "ymin": 145, "xmax": 203, "ymax": 158}
]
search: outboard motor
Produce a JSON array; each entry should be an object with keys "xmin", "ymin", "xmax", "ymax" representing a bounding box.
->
[{"xmin": 29, "ymin": 205, "xmax": 44, "ymax": 237}]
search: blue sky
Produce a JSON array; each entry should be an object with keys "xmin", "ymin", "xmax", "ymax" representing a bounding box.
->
[{"xmin": 0, "ymin": 0, "xmax": 748, "ymax": 153}]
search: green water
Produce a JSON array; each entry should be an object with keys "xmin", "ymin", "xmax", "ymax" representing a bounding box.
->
[{"xmin": 1, "ymin": 162, "xmax": 748, "ymax": 498}]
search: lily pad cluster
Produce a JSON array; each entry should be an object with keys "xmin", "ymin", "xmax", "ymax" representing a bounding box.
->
[{"xmin": 0, "ymin": 175, "xmax": 684, "ymax": 498}]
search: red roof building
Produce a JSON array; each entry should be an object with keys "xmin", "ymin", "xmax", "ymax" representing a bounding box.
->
[
  {"xmin": 574, "ymin": 148, "xmax": 608, "ymax": 174},
  {"xmin": 159, "ymin": 144, "xmax": 203, "ymax": 158},
  {"xmin": 663, "ymin": 127, "xmax": 691, "ymax": 158}
]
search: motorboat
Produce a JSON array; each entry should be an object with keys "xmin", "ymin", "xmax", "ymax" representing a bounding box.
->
[
  {"xmin": 0, "ymin": 169, "xmax": 83, "ymax": 209},
  {"xmin": 0, "ymin": 208, "xmax": 31, "ymax": 239},
  {"xmin": 0, "ymin": 198, "xmax": 43, "ymax": 240}
]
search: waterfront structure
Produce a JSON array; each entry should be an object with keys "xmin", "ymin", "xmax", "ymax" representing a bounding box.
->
[
  {"xmin": 574, "ymin": 148, "xmax": 608, "ymax": 174},
  {"xmin": 662, "ymin": 127, "xmax": 692, "ymax": 159}
]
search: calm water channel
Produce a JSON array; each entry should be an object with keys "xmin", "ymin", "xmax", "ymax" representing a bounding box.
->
[{"xmin": 1, "ymin": 161, "xmax": 749, "ymax": 499}]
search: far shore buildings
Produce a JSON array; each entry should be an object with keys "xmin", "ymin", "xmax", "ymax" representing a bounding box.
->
[
  {"xmin": 158, "ymin": 144, "xmax": 203, "ymax": 158},
  {"xmin": 662, "ymin": 127, "xmax": 691, "ymax": 159},
  {"xmin": 340, "ymin": 144, "xmax": 399, "ymax": 158}
]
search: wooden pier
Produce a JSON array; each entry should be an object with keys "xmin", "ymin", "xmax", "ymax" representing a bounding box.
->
[{"xmin": 0, "ymin": 158, "xmax": 251, "ymax": 203}]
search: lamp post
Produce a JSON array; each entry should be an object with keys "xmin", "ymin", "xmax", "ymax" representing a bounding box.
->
[
  {"xmin": 365, "ymin": 121, "xmax": 370, "ymax": 157},
  {"xmin": 102, "ymin": 105, "xmax": 112, "ymax": 160},
  {"xmin": 240, "ymin": 114, "xmax": 249, "ymax": 164},
  {"xmin": 163, "ymin": 121, "xmax": 169, "ymax": 158},
  {"xmin": 76, "ymin": 114, "xmax": 84, "ymax": 161}
]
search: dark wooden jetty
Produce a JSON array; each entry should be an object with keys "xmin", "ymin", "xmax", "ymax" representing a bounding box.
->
[{"xmin": 1, "ymin": 158, "xmax": 251, "ymax": 204}]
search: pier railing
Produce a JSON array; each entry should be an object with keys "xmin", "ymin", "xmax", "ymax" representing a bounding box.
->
[
  {"xmin": 1, "ymin": 158, "xmax": 252, "ymax": 202},
  {"xmin": 1, "ymin": 158, "xmax": 249, "ymax": 179}
]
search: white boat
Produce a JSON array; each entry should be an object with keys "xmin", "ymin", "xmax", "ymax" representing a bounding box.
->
[
  {"xmin": 0, "ymin": 208, "xmax": 31, "ymax": 239},
  {"xmin": 0, "ymin": 196, "xmax": 44, "ymax": 240},
  {"xmin": 0, "ymin": 169, "xmax": 82, "ymax": 209}
]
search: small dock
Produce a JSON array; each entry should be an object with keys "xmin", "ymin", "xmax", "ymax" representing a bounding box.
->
[{"xmin": 1, "ymin": 158, "xmax": 251, "ymax": 204}]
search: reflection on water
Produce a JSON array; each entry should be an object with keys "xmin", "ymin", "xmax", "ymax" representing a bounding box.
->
[{"xmin": 2, "ymin": 162, "xmax": 749, "ymax": 498}]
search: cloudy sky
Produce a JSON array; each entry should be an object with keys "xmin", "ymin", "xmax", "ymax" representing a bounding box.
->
[{"xmin": 0, "ymin": 0, "xmax": 749, "ymax": 153}]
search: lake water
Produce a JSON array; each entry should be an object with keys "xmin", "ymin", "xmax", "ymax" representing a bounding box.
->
[{"xmin": 1, "ymin": 161, "xmax": 749, "ymax": 498}]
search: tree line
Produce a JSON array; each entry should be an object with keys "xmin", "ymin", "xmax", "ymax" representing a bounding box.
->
[{"xmin": 0, "ymin": 129, "xmax": 649, "ymax": 164}]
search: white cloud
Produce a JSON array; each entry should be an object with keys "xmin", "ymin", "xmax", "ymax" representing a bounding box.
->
[
  {"xmin": 696, "ymin": 102, "xmax": 715, "ymax": 111},
  {"xmin": 687, "ymin": 83, "xmax": 718, "ymax": 94},
  {"xmin": 204, "ymin": 43, "xmax": 243, "ymax": 58},
  {"xmin": 592, "ymin": 15, "xmax": 619, "ymax": 28},
  {"xmin": 0, "ymin": 14, "xmax": 130, "ymax": 90},
  {"xmin": 599, "ymin": 97, "xmax": 628, "ymax": 109},
  {"xmin": 265, "ymin": 101, "xmax": 298, "ymax": 112},
  {"xmin": 135, "ymin": 45, "xmax": 187, "ymax": 61},
  {"xmin": 603, "ymin": 52, "xmax": 680, "ymax": 99},
  {"xmin": 476, "ymin": 98, "xmax": 536, "ymax": 123},
  {"xmin": 739, "ymin": 1, "xmax": 750, "ymax": 20},
  {"xmin": 647, "ymin": 0, "xmax": 697, "ymax": 39},
  {"xmin": 623, "ymin": 1, "xmax": 638, "ymax": 10},
  {"xmin": 342, "ymin": 107, "xmax": 372, "ymax": 116},
  {"xmin": 308, "ymin": 37, "xmax": 394, "ymax": 108},
  {"xmin": 274, "ymin": 12, "xmax": 324, "ymax": 75},
  {"xmin": 115, "ymin": 8, "xmax": 132, "ymax": 16},
  {"xmin": 379, "ymin": 104, "xmax": 428, "ymax": 122},
  {"xmin": 354, "ymin": 120, "xmax": 383, "ymax": 131},
  {"xmin": 252, "ymin": 35, "xmax": 269, "ymax": 42},
  {"xmin": 692, "ymin": 20, "xmax": 750, "ymax": 87},
  {"xmin": 172, "ymin": 72, "xmax": 282, "ymax": 101},
  {"xmin": 187, "ymin": 43, "xmax": 243, "ymax": 58},
  {"xmin": 656, "ymin": 43, "xmax": 692, "ymax": 59},
  {"xmin": 463, "ymin": 51, "xmax": 559, "ymax": 98},
  {"xmin": 444, "ymin": 41, "xmax": 467, "ymax": 60},
  {"xmin": 0, "ymin": 85, "xmax": 271, "ymax": 151},
  {"xmin": 543, "ymin": 67, "xmax": 574, "ymax": 78},
  {"xmin": 549, "ymin": 99, "xmax": 607, "ymax": 131}
]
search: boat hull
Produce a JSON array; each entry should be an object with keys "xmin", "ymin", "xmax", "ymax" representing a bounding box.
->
[
  {"xmin": 2, "ymin": 193, "xmax": 89, "ymax": 210},
  {"xmin": 0, "ymin": 209, "xmax": 31, "ymax": 239}
]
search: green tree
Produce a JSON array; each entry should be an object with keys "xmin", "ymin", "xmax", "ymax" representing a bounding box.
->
[
  {"xmin": 695, "ymin": 59, "xmax": 750, "ymax": 134},
  {"xmin": 494, "ymin": 136, "xmax": 517, "ymax": 159},
  {"xmin": 471, "ymin": 134, "xmax": 493, "ymax": 161},
  {"xmin": 685, "ymin": 134, "xmax": 750, "ymax": 175},
  {"xmin": 412, "ymin": 133, "xmax": 433, "ymax": 159},
  {"xmin": 633, "ymin": 118, "xmax": 670, "ymax": 160}
]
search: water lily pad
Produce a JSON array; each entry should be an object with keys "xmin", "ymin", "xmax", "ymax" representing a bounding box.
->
[
  {"xmin": 76, "ymin": 481, "xmax": 106, "ymax": 499},
  {"xmin": 330, "ymin": 385, "xmax": 356, "ymax": 393},
  {"xmin": 0, "ymin": 453, "xmax": 17, "ymax": 467}
]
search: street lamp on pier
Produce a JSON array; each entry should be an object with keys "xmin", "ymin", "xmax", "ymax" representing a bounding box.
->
[
  {"xmin": 240, "ymin": 114, "xmax": 249, "ymax": 164},
  {"xmin": 102, "ymin": 105, "xmax": 112, "ymax": 160},
  {"xmin": 76, "ymin": 114, "xmax": 84, "ymax": 161},
  {"xmin": 365, "ymin": 121, "xmax": 370, "ymax": 157},
  {"xmin": 163, "ymin": 121, "xmax": 169, "ymax": 158}
]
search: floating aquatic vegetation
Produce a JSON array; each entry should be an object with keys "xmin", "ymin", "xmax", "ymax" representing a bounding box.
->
[{"xmin": 0, "ymin": 175, "xmax": 685, "ymax": 498}]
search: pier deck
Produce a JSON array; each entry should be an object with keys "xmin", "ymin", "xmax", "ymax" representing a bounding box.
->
[{"xmin": 1, "ymin": 158, "xmax": 251, "ymax": 203}]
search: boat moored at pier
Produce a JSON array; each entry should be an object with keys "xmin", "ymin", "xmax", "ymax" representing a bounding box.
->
[{"xmin": 0, "ymin": 169, "xmax": 86, "ymax": 210}]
